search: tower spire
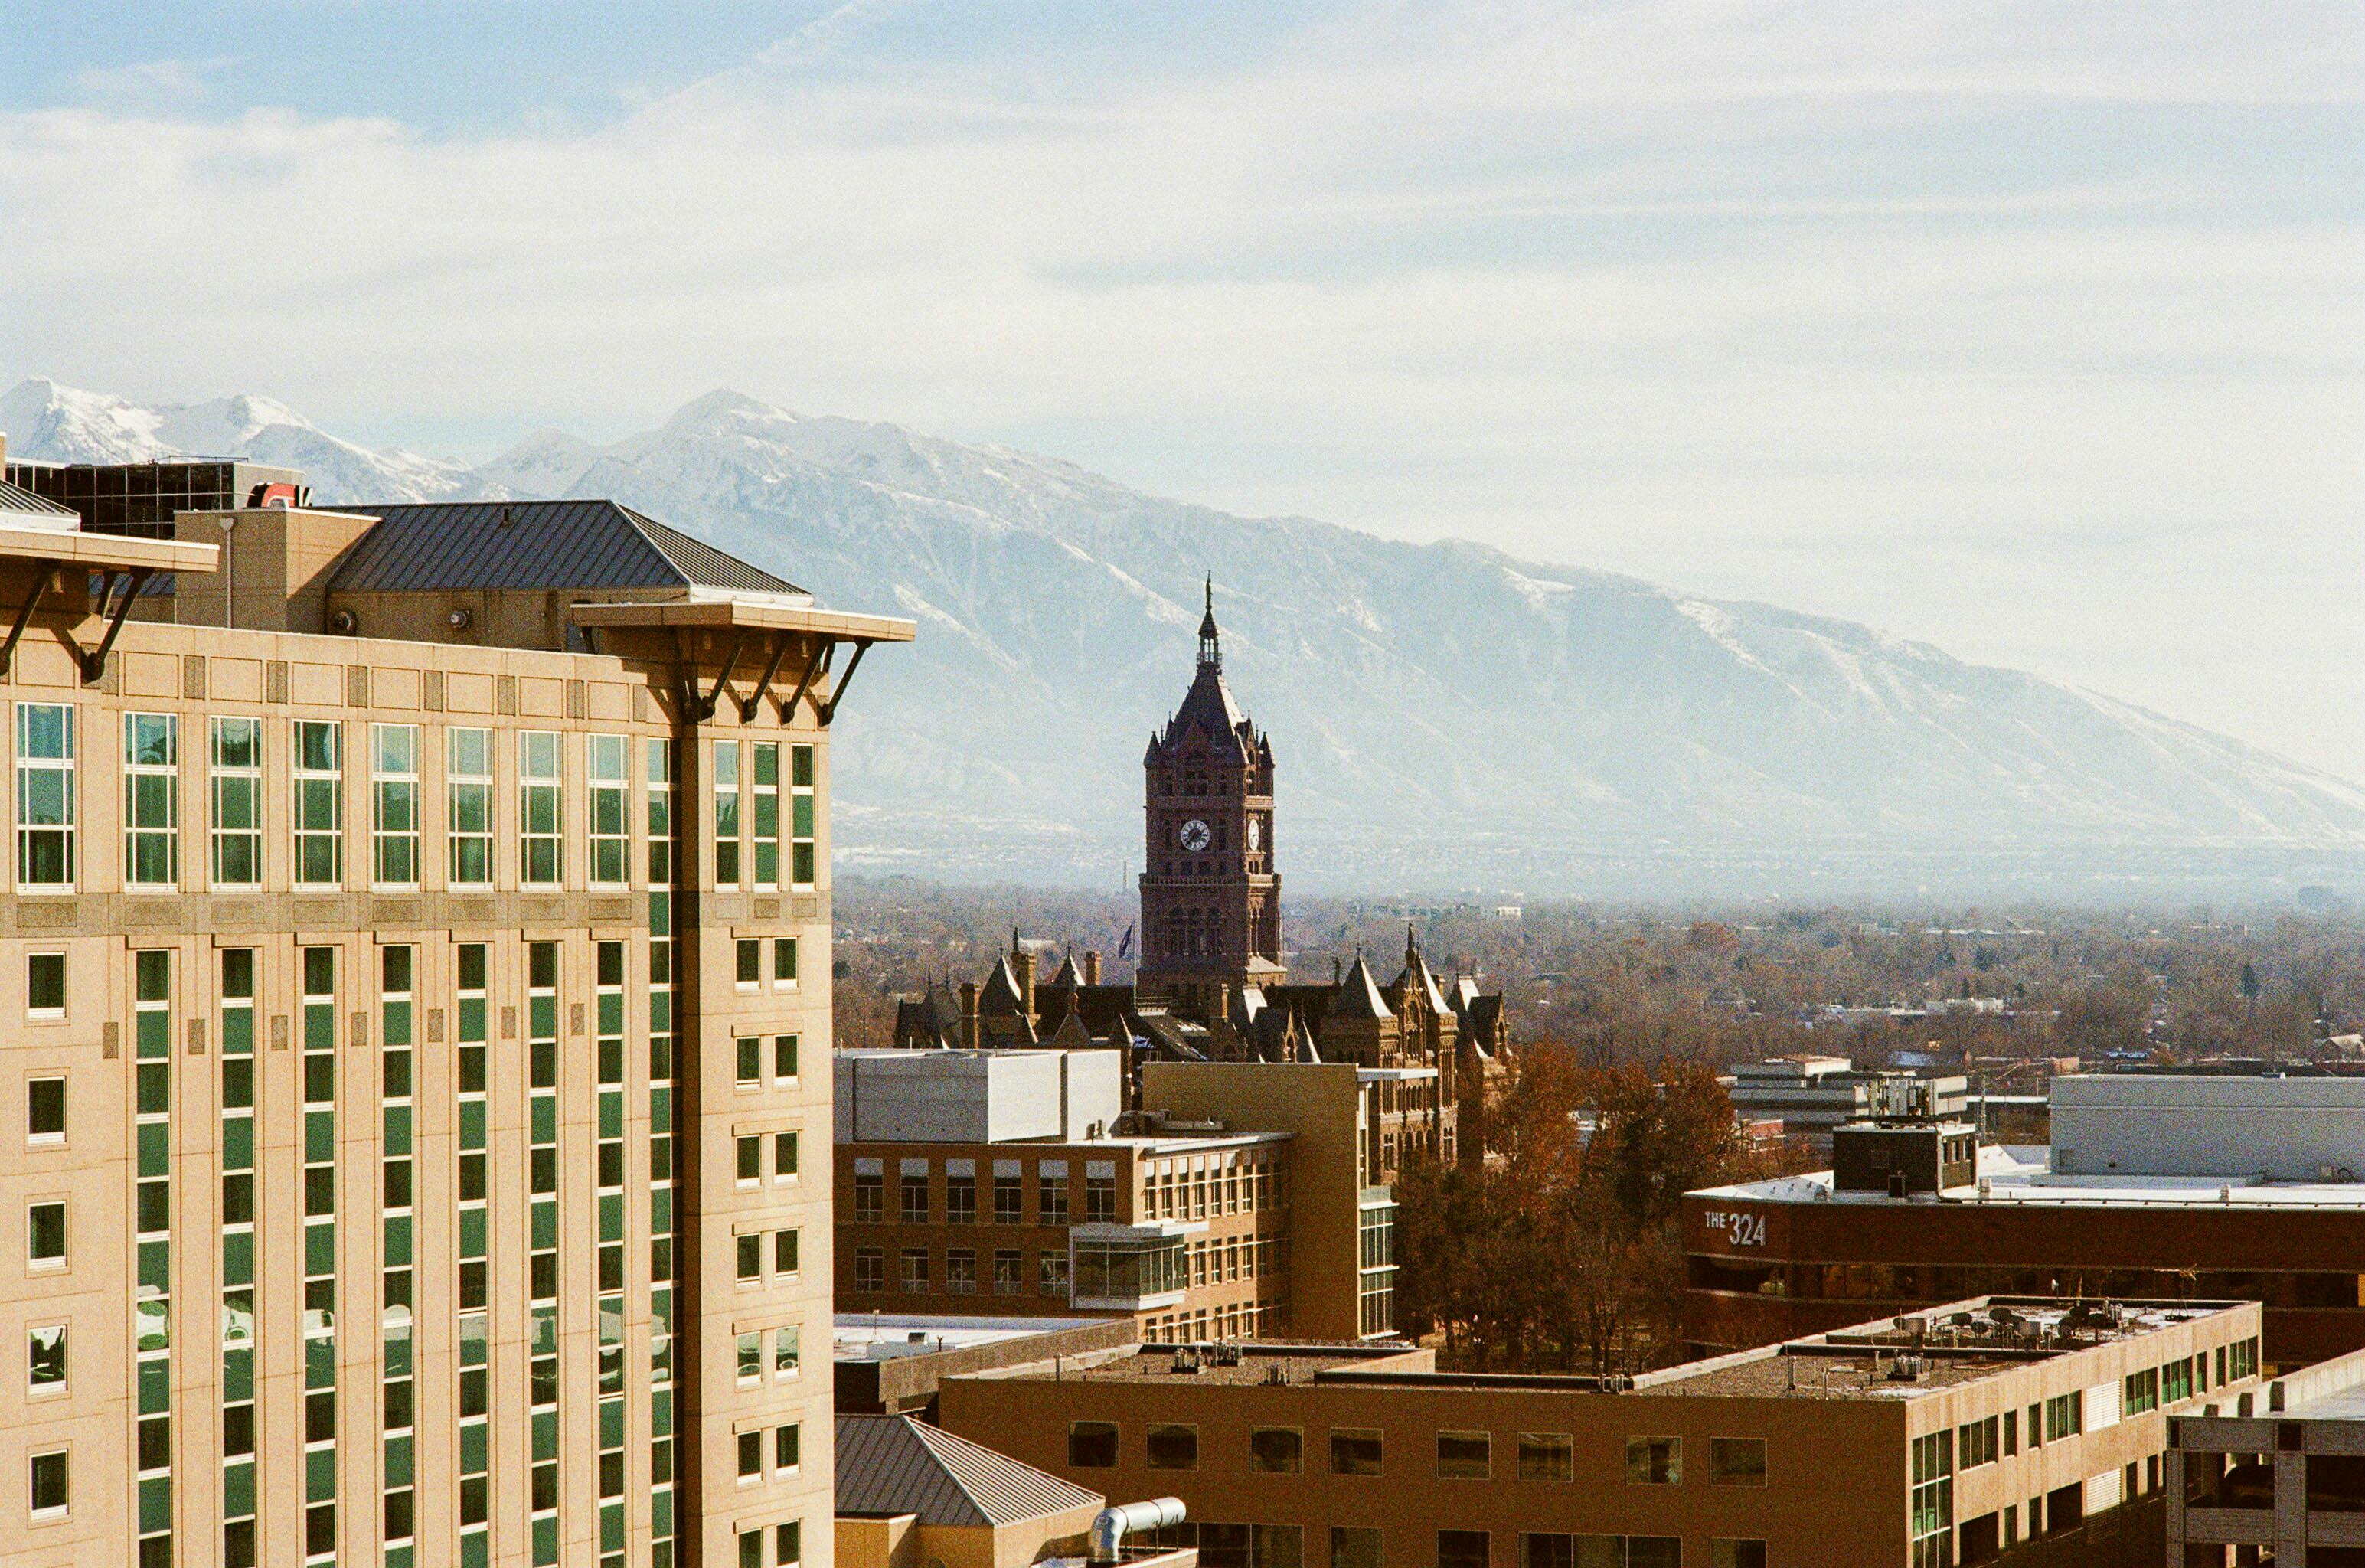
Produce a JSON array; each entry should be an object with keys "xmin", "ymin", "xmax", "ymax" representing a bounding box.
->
[{"xmin": 1197, "ymin": 576, "xmax": 1220, "ymax": 671}]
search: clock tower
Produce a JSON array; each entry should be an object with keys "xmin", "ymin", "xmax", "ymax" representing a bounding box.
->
[{"xmin": 1137, "ymin": 580, "xmax": 1283, "ymax": 1016}]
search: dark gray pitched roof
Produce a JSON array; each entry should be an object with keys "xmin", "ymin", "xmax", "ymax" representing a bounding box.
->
[
  {"xmin": 322, "ymin": 499, "xmax": 802, "ymax": 596},
  {"xmin": 1155, "ymin": 663, "xmax": 1253, "ymax": 759},
  {"xmin": 0, "ymin": 475, "xmax": 78, "ymax": 521},
  {"xmin": 835, "ymin": 1415, "xmax": 1100, "ymax": 1526}
]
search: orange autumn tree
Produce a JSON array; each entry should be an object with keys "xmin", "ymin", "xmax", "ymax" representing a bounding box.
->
[{"xmin": 1394, "ymin": 1049, "xmax": 1779, "ymax": 1371}]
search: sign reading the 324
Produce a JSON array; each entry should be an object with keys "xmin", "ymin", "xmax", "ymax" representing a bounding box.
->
[{"xmin": 1702, "ymin": 1209, "xmax": 1767, "ymax": 1248}]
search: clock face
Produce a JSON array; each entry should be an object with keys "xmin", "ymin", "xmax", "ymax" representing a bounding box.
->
[
  {"xmin": 1247, "ymin": 818, "xmax": 1262, "ymax": 851},
  {"xmin": 1178, "ymin": 818, "xmax": 1212, "ymax": 852}
]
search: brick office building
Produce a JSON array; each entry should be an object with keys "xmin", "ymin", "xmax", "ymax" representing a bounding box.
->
[
  {"xmin": 832, "ymin": 1048, "xmax": 1403, "ymax": 1342},
  {"xmin": 937, "ymin": 1296, "xmax": 2265, "ymax": 1568},
  {"xmin": 1684, "ymin": 1076, "xmax": 2365, "ymax": 1370},
  {"xmin": 0, "ymin": 446, "xmax": 910, "ymax": 1568}
]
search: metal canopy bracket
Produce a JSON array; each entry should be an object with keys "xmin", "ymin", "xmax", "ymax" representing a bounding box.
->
[
  {"xmin": 77, "ymin": 569, "xmax": 152, "ymax": 684},
  {"xmin": 774, "ymin": 640, "xmax": 832, "ymax": 724},
  {"xmin": 0, "ymin": 564, "xmax": 58, "ymax": 678},
  {"xmin": 697, "ymin": 631, "xmax": 748, "ymax": 720},
  {"xmin": 737, "ymin": 633, "xmax": 794, "ymax": 724},
  {"xmin": 815, "ymin": 639, "xmax": 874, "ymax": 726}
]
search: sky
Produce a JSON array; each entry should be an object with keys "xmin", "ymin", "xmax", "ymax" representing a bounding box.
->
[{"xmin": 2, "ymin": 1, "xmax": 2363, "ymax": 776}]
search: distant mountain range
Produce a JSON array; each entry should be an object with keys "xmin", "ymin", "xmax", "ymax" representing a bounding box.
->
[{"xmin": 9, "ymin": 373, "xmax": 2363, "ymax": 900}]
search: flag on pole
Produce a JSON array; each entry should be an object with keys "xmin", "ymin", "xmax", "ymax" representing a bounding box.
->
[{"xmin": 1117, "ymin": 923, "xmax": 1135, "ymax": 959}]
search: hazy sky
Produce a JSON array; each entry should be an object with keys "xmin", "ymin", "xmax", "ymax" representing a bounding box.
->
[{"xmin": 5, "ymin": 2, "xmax": 2362, "ymax": 776}]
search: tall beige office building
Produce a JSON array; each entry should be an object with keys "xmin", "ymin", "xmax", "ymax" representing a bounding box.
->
[{"xmin": 0, "ymin": 452, "xmax": 910, "ymax": 1568}]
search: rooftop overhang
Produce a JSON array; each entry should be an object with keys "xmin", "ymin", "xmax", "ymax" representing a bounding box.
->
[
  {"xmin": 0, "ymin": 524, "xmax": 220, "ymax": 684},
  {"xmin": 570, "ymin": 596, "xmax": 913, "ymax": 642},
  {"xmin": 0, "ymin": 520, "xmax": 220, "ymax": 577},
  {"xmin": 573, "ymin": 594, "xmax": 913, "ymax": 724}
]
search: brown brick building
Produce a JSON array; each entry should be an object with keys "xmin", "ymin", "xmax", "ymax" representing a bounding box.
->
[{"xmin": 936, "ymin": 1296, "xmax": 2265, "ymax": 1568}]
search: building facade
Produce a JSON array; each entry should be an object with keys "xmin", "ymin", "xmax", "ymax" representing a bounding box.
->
[
  {"xmin": 1684, "ymin": 1076, "xmax": 2365, "ymax": 1370},
  {"xmin": 0, "ymin": 465, "xmax": 910, "ymax": 1568},
  {"xmin": 2168, "ymin": 1339, "xmax": 2365, "ymax": 1565},
  {"xmin": 936, "ymin": 1297, "xmax": 2265, "ymax": 1568},
  {"xmin": 832, "ymin": 1050, "xmax": 1299, "ymax": 1342}
]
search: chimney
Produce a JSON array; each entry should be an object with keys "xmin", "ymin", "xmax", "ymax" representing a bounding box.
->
[
  {"xmin": 1083, "ymin": 950, "xmax": 1102, "ymax": 986},
  {"xmin": 960, "ymin": 984, "xmax": 980, "ymax": 1049},
  {"xmin": 1012, "ymin": 948, "xmax": 1036, "ymax": 1018},
  {"xmin": 1333, "ymin": 957, "xmax": 1343, "ymax": 985}
]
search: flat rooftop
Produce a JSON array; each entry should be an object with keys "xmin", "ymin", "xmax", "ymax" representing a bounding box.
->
[
  {"xmin": 1695, "ymin": 1143, "xmax": 2365, "ymax": 1211},
  {"xmin": 834, "ymin": 1314, "xmax": 1099, "ymax": 1364},
  {"xmin": 971, "ymin": 1298, "xmax": 2244, "ymax": 1402},
  {"xmin": 1651, "ymin": 1297, "xmax": 2240, "ymax": 1402}
]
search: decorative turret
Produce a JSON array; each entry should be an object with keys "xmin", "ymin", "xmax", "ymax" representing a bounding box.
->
[{"xmin": 1197, "ymin": 575, "xmax": 1221, "ymax": 671}]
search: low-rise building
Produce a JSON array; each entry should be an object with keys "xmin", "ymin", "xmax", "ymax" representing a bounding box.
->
[
  {"xmin": 834, "ymin": 1050, "xmax": 1303, "ymax": 1342},
  {"xmin": 1723, "ymin": 1058, "xmax": 1970, "ymax": 1152},
  {"xmin": 1684, "ymin": 1074, "xmax": 2365, "ymax": 1368},
  {"xmin": 835, "ymin": 1413, "xmax": 1196, "ymax": 1568},
  {"xmin": 2168, "ymin": 1341, "xmax": 2365, "ymax": 1564},
  {"xmin": 936, "ymin": 1296, "xmax": 2263, "ymax": 1568}
]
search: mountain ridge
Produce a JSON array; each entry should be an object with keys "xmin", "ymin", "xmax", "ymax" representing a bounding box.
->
[{"xmin": 8, "ymin": 373, "xmax": 2362, "ymax": 896}]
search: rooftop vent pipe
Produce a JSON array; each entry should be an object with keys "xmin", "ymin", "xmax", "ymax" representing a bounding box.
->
[{"xmin": 1089, "ymin": 1498, "xmax": 1186, "ymax": 1563}]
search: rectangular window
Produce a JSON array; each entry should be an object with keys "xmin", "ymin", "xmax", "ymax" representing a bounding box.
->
[
  {"xmin": 209, "ymin": 717, "xmax": 263, "ymax": 887},
  {"xmin": 773, "ymin": 937, "xmax": 797, "ymax": 986},
  {"xmin": 1331, "ymin": 1429, "xmax": 1383, "ymax": 1477},
  {"xmin": 28, "ymin": 1324, "xmax": 66, "ymax": 1390},
  {"xmin": 854, "ymin": 1173, "xmax": 883, "ymax": 1222},
  {"xmin": 773, "ymin": 1132, "xmax": 799, "ymax": 1181},
  {"xmin": 1710, "ymin": 1544, "xmax": 1769, "ymax": 1568},
  {"xmin": 773, "ymin": 1035, "xmax": 799, "ymax": 1081},
  {"xmin": 371, "ymin": 724, "xmax": 420, "ymax": 887},
  {"xmin": 1040, "ymin": 1169, "xmax": 1070, "ymax": 1223},
  {"xmin": 1331, "ymin": 1527, "xmax": 1382, "ymax": 1568},
  {"xmin": 776, "ymin": 1424, "xmax": 799, "ymax": 1471},
  {"xmin": 446, "ymin": 727, "xmax": 492, "ymax": 884},
  {"xmin": 518, "ymin": 732, "xmax": 561, "ymax": 886},
  {"xmin": 993, "ymin": 1249, "xmax": 1023, "ymax": 1294},
  {"xmin": 737, "ymin": 1037, "xmax": 761, "ymax": 1087},
  {"xmin": 900, "ymin": 1249, "xmax": 929, "ymax": 1293},
  {"xmin": 1625, "ymin": 1436, "xmax": 1681, "ymax": 1485},
  {"xmin": 1250, "ymin": 1427, "xmax": 1304, "ymax": 1474},
  {"xmin": 737, "ymin": 1235, "xmax": 761, "ymax": 1282},
  {"xmin": 946, "ymin": 1173, "xmax": 977, "ymax": 1224},
  {"xmin": 1438, "ymin": 1532, "xmax": 1488, "ymax": 1568},
  {"xmin": 751, "ymin": 742, "xmax": 780, "ymax": 887},
  {"xmin": 737, "ymin": 1138, "xmax": 760, "ymax": 1184},
  {"xmin": 736, "ymin": 939, "xmax": 759, "ymax": 986},
  {"xmin": 29, "ymin": 1449, "xmax": 67, "ymax": 1517},
  {"xmin": 26, "ymin": 1076, "xmax": 64, "ymax": 1142},
  {"xmin": 737, "ymin": 1331, "xmax": 762, "ymax": 1383},
  {"xmin": 15, "ymin": 703, "xmax": 75, "ymax": 887},
  {"xmin": 28, "ymin": 1200, "xmax": 65, "ymax": 1264},
  {"xmin": 854, "ymin": 1248, "xmax": 884, "ymax": 1292},
  {"xmin": 774, "ymin": 1230, "xmax": 799, "ymax": 1276},
  {"xmin": 1039, "ymin": 1250, "xmax": 1069, "ymax": 1297},
  {"xmin": 713, "ymin": 742, "xmax": 740, "ymax": 886},
  {"xmin": 1518, "ymin": 1432, "xmax": 1573, "ymax": 1482},
  {"xmin": 789, "ymin": 744, "xmax": 815, "ymax": 887},
  {"xmin": 2044, "ymin": 1393, "xmax": 2082, "ymax": 1442},
  {"xmin": 774, "ymin": 1325, "xmax": 799, "ymax": 1377},
  {"xmin": 945, "ymin": 1249, "xmax": 976, "ymax": 1294},
  {"xmin": 1436, "ymin": 1430, "xmax": 1490, "ymax": 1479},
  {"xmin": 122, "ymin": 712, "xmax": 178, "ymax": 886},
  {"xmin": 1711, "ymin": 1436, "xmax": 1767, "ymax": 1485},
  {"xmin": 1147, "ymin": 1423, "xmax": 1197, "ymax": 1471},
  {"xmin": 1069, "ymin": 1422, "xmax": 1119, "ymax": 1468},
  {"xmin": 901, "ymin": 1175, "xmax": 929, "ymax": 1224},
  {"xmin": 588, "ymin": 734, "xmax": 627, "ymax": 887},
  {"xmin": 776, "ymin": 1521, "xmax": 802, "ymax": 1566},
  {"xmin": 291, "ymin": 720, "xmax": 341, "ymax": 886},
  {"xmin": 26, "ymin": 952, "xmax": 64, "ymax": 1018},
  {"xmin": 994, "ymin": 1172, "xmax": 1021, "ymax": 1223}
]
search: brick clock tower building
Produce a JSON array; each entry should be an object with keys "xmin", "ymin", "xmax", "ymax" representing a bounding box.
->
[{"xmin": 1137, "ymin": 583, "xmax": 1284, "ymax": 1017}]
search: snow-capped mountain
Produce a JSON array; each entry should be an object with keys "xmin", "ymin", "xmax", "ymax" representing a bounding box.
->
[
  {"xmin": 0, "ymin": 379, "xmax": 490, "ymax": 505},
  {"xmin": 11, "ymin": 374, "xmax": 2365, "ymax": 894}
]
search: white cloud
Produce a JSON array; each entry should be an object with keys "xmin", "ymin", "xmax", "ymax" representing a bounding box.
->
[{"xmin": 2, "ymin": 0, "xmax": 2361, "ymax": 773}]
